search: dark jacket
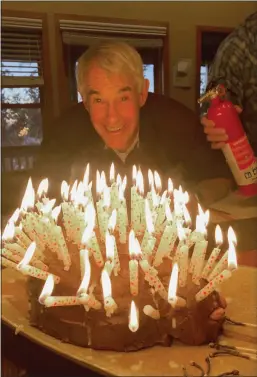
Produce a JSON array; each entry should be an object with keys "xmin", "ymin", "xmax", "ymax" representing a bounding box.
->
[{"xmin": 36, "ymin": 93, "xmax": 232, "ymax": 196}]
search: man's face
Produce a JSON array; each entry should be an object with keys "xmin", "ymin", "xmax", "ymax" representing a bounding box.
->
[{"xmin": 83, "ymin": 64, "xmax": 149, "ymax": 152}]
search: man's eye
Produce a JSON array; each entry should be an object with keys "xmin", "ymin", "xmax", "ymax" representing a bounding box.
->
[
  {"xmin": 121, "ymin": 96, "xmax": 128, "ymax": 102},
  {"xmin": 93, "ymin": 98, "xmax": 102, "ymax": 103}
]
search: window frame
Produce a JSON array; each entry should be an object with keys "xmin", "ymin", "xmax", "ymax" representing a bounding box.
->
[{"xmin": 54, "ymin": 13, "xmax": 170, "ymax": 113}]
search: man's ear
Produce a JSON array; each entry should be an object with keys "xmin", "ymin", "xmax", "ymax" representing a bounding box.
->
[{"xmin": 139, "ymin": 78, "xmax": 150, "ymax": 107}]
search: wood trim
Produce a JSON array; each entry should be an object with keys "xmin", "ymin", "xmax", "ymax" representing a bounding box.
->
[
  {"xmin": 1, "ymin": 103, "xmax": 41, "ymax": 109},
  {"xmin": 162, "ymin": 23, "xmax": 170, "ymax": 97},
  {"xmin": 195, "ymin": 25, "xmax": 234, "ymax": 114}
]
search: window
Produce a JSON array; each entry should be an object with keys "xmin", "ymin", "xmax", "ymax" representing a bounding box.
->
[
  {"xmin": 1, "ymin": 18, "xmax": 44, "ymax": 149},
  {"xmin": 58, "ymin": 18, "xmax": 168, "ymax": 104}
]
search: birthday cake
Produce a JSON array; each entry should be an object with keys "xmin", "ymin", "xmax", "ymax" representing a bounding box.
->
[{"xmin": 1, "ymin": 165, "xmax": 236, "ymax": 352}]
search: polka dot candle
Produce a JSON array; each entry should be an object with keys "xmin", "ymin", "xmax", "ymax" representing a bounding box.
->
[
  {"xmin": 44, "ymin": 296, "xmax": 81, "ymax": 307},
  {"xmin": 195, "ymin": 269, "xmax": 232, "ymax": 302}
]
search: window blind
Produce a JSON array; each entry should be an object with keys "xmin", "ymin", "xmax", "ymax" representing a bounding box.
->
[
  {"xmin": 60, "ymin": 19, "xmax": 167, "ymax": 48},
  {"xmin": 1, "ymin": 17, "xmax": 44, "ymax": 86}
]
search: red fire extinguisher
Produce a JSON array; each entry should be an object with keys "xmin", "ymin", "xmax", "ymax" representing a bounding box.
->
[{"xmin": 198, "ymin": 84, "xmax": 257, "ymax": 197}]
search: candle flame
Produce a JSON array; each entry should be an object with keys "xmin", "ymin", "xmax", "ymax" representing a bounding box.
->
[
  {"xmin": 110, "ymin": 163, "xmax": 115, "ymax": 182},
  {"xmin": 77, "ymin": 249, "xmax": 91, "ymax": 296},
  {"xmin": 136, "ymin": 170, "xmax": 144, "ymax": 195},
  {"xmin": 228, "ymin": 241, "xmax": 237, "ymax": 270},
  {"xmin": 122, "ymin": 176, "xmax": 127, "ymax": 193},
  {"xmin": 154, "ymin": 171, "xmax": 162, "ymax": 192},
  {"xmin": 228, "ymin": 226, "xmax": 237, "ymax": 245},
  {"xmin": 132, "ymin": 165, "xmax": 137, "ymax": 184},
  {"xmin": 108, "ymin": 209, "xmax": 117, "ymax": 232},
  {"xmin": 129, "ymin": 230, "xmax": 142, "ymax": 258},
  {"xmin": 145, "ymin": 199, "xmax": 154, "ymax": 234},
  {"xmin": 105, "ymin": 231, "xmax": 115, "ymax": 260},
  {"xmin": 100, "ymin": 171, "xmax": 106, "ymax": 189},
  {"xmin": 160, "ymin": 190, "xmax": 167, "ymax": 205},
  {"xmin": 195, "ymin": 214, "xmax": 207, "ymax": 236},
  {"xmin": 168, "ymin": 263, "xmax": 179, "ymax": 301},
  {"xmin": 168, "ymin": 178, "xmax": 173, "ymax": 194},
  {"xmin": 118, "ymin": 184, "xmax": 125, "ymax": 201},
  {"xmin": 148, "ymin": 169, "xmax": 154, "ymax": 190},
  {"xmin": 52, "ymin": 205, "xmax": 61, "ymax": 223},
  {"xmin": 183, "ymin": 191, "xmax": 189, "ymax": 204},
  {"xmin": 17, "ymin": 242, "xmax": 36, "ymax": 268},
  {"xmin": 21, "ymin": 178, "xmax": 35, "ymax": 210},
  {"xmin": 96, "ymin": 170, "xmax": 101, "ymax": 194},
  {"xmin": 129, "ymin": 300, "xmax": 139, "ymax": 332},
  {"xmin": 2, "ymin": 221, "xmax": 15, "ymax": 241},
  {"xmin": 41, "ymin": 199, "xmax": 56, "ymax": 215},
  {"xmin": 83, "ymin": 163, "xmax": 90, "ymax": 188},
  {"xmin": 61, "ymin": 181, "xmax": 69, "ymax": 201},
  {"xmin": 116, "ymin": 174, "xmax": 122, "ymax": 186},
  {"xmin": 165, "ymin": 203, "xmax": 173, "ymax": 223},
  {"xmin": 38, "ymin": 274, "xmax": 54, "ymax": 304},
  {"xmin": 70, "ymin": 180, "xmax": 78, "ymax": 201},
  {"xmin": 151, "ymin": 187, "xmax": 159, "ymax": 208},
  {"xmin": 9, "ymin": 208, "xmax": 20, "ymax": 224},
  {"xmin": 82, "ymin": 224, "xmax": 93, "ymax": 245},
  {"xmin": 37, "ymin": 178, "xmax": 49, "ymax": 198},
  {"xmin": 176, "ymin": 222, "xmax": 186, "ymax": 241},
  {"xmin": 183, "ymin": 205, "xmax": 191, "ymax": 226},
  {"xmin": 215, "ymin": 225, "xmax": 223, "ymax": 246},
  {"xmin": 101, "ymin": 269, "xmax": 112, "ymax": 298}
]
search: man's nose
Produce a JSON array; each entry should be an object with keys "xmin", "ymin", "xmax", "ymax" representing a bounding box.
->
[{"xmin": 106, "ymin": 103, "xmax": 119, "ymax": 125}]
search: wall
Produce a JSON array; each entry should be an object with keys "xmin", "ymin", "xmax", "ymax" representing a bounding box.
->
[{"xmin": 2, "ymin": 1, "xmax": 256, "ymax": 114}]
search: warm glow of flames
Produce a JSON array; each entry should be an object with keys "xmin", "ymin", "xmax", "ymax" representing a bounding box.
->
[
  {"xmin": 132, "ymin": 165, "xmax": 137, "ymax": 184},
  {"xmin": 151, "ymin": 187, "xmax": 159, "ymax": 208},
  {"xmin": 73, "ymin": 182, "xmax": 88, "ymax": 207},
  {"xmin": 183, "ymin": 205, "xmax": 191, "ymax": 226},
  {"xmin": 195, "ymin": 214, "xmax": 206, "ymax": 235},
  {"xmin": 176, "ymin": 222, "xmax": 186, "ymax": 242},
  {"xmin": 101, "ymin": 171, "xmax": 106, "ymax": 189},
  {"xmin": 83, "ymin": 163, "xmax": 90, "ymax": 188},
  {"xmin": 18, "ymin": 242, "xmax": 36, "ymax": 268},
  {"xmin": 165, "ymin": 203, "xmax": 173, "ymax": 223},
  {"xmin": 145, "ymin": 199, "xmax": 154, "ymax": 234},
  {"xmin": 2, "ymin": 222, "xmax": 15, "ymax": 241},
  {"xmin": 82, "ymin": 224, "xmax": 93, "ymax": 245},
  {"xmin": 154, "ymin": 171, "xmax": 162, "ymax": 192},
  {"xmin": 37, "ymin": 178, "xmax": 49, "ymax": 198},
  {"xmin": 118, "ymin": 184, "xmax": 125, "ymax": 201},
  {"xmin": 101, "ymin": 269, "xmax": 112, "ymax": 298},
  {"xmin": 96, "ymin": 170, "xmax": 101, "ymax": 194},
  {"xmin": 9, "ymin": 208, "xmax": 20, "ymax": 224},
  {"xmin": 21, "ymin": 178, "xmax": 35, "ymax": 210},
  {"xmin": 136, "ymin": 170, "xmax": 144, "ymax": 195},
  {"xmin": 129, "ymin": 230, "xmax": 142, "ymax": 258},
  {"xmin": 116, "ymin": 174, "xmax": 122, "ymax": 186},
  {"xmin": 105, "ymin": 231, "xmax": 115, "ymax": 260},
  {"xmin": 228, "ymin": 226, "xmax": 237, "ymax": 245},
  {"xmin": 160, "ymin": 190, "xmax": 167, "ymax": 205},
  {"xmin": 84, "ymin": 202, "xmax": 96, "ymax": 230},
  {"xmin": 228, "ymin": 241, "xmax": 237, "ymax": 270},
  {"xmin": 168, "ymin": 178, "xmax": 173, "ymax": 194},
  {"xmin": 41, "ymin": 199, "xmax": 56, "ymax": 215},
  {"xmin": 77, "ymin": 249, "xmax": 91, "ymax": 295},
  {"xmin": 70, "ymin": 180, "xmax": 78, "ymax": 201},
  {"xmin": 103, "ymin": 186, "xmax": 111, "ymax": 208},
  {"xmin": 52, "ymin": 205, "xmax": 61, "ymax": 223},
  {"xmin": 122, "ymin": 176, "xmax": 127, "ymax": 193},
  {"xmin": 110, "ymin": 163, "xmax": 115, "ymax": 182},
  {"xmin": 129, "ymin": 300, "xmax": 139, "ymax": 332},
  {"xmin": 183, "ymin": 191, "xmax": 189, "ymax": 204},
  {"xmin": 108, "ymin": 209, "xmax": 117, "ymax": 232},
  {"xmin": 148, "ymin": 169, "xmax": 154, "ymax": 190},
  {"xmin": 38, "ymin": 274, "xmax": 54, "ymax": 304},
  {"xmin": 215, "ymin": 225, "xmax": 223, "ymax": 246},
  {"xmin": 61, "ymin": 181, "xmax": 69, "ymax": 201},
  {"xmin": 168, "ymin": 263, "xmax": 179, "ymax": 301}
]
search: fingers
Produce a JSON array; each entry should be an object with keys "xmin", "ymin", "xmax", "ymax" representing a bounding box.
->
[
  {"xmin": 234, "ymin": 105, "xmax": 243, "ymax": 114},
  {"xmin": 210, "ymin": 307, "xmax": 226, "ymax": 321}
]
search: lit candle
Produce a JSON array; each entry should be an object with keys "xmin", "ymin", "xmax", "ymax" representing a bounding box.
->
[
  {"xmin": 101, "ymin": 269, "xmax": 117, "ymax": 317},
  {"xmin": 39, "ymin": 274, "xmax": 80, "ymax": 307},
  {"xmin": 154, "ymin": 204, "xmax": 177, "ymax": 267},
  {"xmin": 131, "ymin": 165, "xmax": 138, "ymax": 227},
  {"xmin": 128, "ymin": 230, "xmax": 140, "ymax": 296},
  {"xmin": 201, "ymin": 225, "xmax": 223, "ymax": 280},
  {"xmin": 83, "ymin": 164, "xmax": 94, "ymax": 205},
  {"xmin": 1, "ymin": 256, "xmax": 18, "ymax": 269},
  {"xmin": 146, "ymin": 169, "xmax": 154, "ymax": 210},
  {"xmin": 141, "ymin": 199, "xmax": 156, "ymax": 261},
  {"xmin": 117, "ymin": 178, "xmax": 128, "ymax": 244},
  {"xmin": 208, "ymin": 227, "xmax": 237, "ymax": 280},
  {"xmin": 1, "ymin": 248, "xmax": 48, "ymax": 271},
  {"xmin": 97, "ymin": 186, "xmax": 110, "ymax": 241},
  {"xmin": 195, "ymin": 269, "xmax": 232, "ymax": 302},
  {"xmin": 108, "ymin": 209, "xmax": 120, "ymax": 276},
  {"xmin": 7, "ymin": 208, "xmax": 32, "ymax": 249},
  {"xmin": 155, "ymin": 190, "xmax": 168, "ymax": 234},
  {"xmin": 176, "ymin": 228, "xmax": 189, "ymax": 288},
  {"xmin": 17, "ymin": 242, "xmax": 60, "ymax": 283},
  {"xmin": 168, "ymin": 263, "xmax": 187, "ymax": 308},
  {"xmin": 128, "ymin": 300, "xmax": 139, "ymax": 332},
  {"xmin": 77, "ymin": 249, "xmax": 101, "ymax": 311},
  {"xmin": 109, "ymin": 163, "xmax": 120, "ymax": 210},
  {"xmin": 135, "ymin": 170, "xmax": 145, "ymax": 235},
  {"xmin": 104, "ymin": 231, "xmax": 115, "ymax": 277},
  {"xmin": 143, "ymin": 305, "xmax": 160, "ymax": 319},
  {"xmin": 189, "ymin": 212, "xmax": 208, "ymax": 275}
]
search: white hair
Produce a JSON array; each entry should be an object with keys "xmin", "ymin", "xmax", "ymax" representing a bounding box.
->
[{"xmin": 76, "ymin": 41, "xmax": 145, "ymax": 99}]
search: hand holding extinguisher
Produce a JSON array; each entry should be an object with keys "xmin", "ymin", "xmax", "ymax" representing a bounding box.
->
[{"xmin": 198, "ymin": 84, "xmax": 257, "ymax": 197}]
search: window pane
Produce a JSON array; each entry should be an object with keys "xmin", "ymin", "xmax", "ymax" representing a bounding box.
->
[
  {"xmin": 1, "ymin": 108, "xmax": 43, "ymax": 146},
  {"xmin": 200, "ymin": 65, "xmax": 208, "ymax": 96},
  {"xmin": 144, "ymin": 64, "xmax": 154, "ymax": 93},
  {"xmin": 2, "ymin": 61, "xmax": 40, "ymax": 77},
  {"xmin": 1, "ymin": 87, "xmax": 40, "ymax": 104}
]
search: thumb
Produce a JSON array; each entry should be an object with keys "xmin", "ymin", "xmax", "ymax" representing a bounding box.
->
[{"xmin": 234, "ymin": 105, "xmax": 243, "ymax": 114}]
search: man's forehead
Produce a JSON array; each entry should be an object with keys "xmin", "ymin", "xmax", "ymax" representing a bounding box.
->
[{"xmin": 87, "ymin": 86, "xmax": 132, "ymax": 96}]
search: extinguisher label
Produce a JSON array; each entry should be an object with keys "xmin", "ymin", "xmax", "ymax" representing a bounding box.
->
[{"xmin": 223, "ymin": 135, "xmax": 257, "ymax": 185}]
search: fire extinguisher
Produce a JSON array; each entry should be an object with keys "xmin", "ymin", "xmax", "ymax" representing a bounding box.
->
[{"xmin": 198, "ymin": 84, "xmax": 257, "ymax": 197}]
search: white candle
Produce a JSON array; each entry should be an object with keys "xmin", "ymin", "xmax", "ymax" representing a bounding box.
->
[
  {"xmin": 39, "ymin": 274, "xmax": 78, "ymax": 307},
  {"xmin": 82, "ymin": 226, "xmax": 104, "ymax": 268},
  {"xmin": 104, "ymin": 231, "xmax": 115, "ymax": 277},
  {"xmin": 178, "ymin": 244, "xmax": 189, "ymax": 287},
  {"xmin": 143, "ymin": 305, "xmax": 160, "ymax": 319},
  {"xmin": 1, "ymin": 248, "xmax": 48, "ymax": 271},
  {"xmin": 201, "ymin": 225, "xmax": 223, "ymax": 280},
  {"xmin": 128, "ymin": 230, "xmax": 140, "ymax": 296},
  {"xmin": 101, "ymin": 269, "xmax": 117, "ymax": 317},
  {"xmin": 155, "ymin": 190, "xmax": 168, "ymax": 234},
  {"xmin": 139, "ymin": 259, "xmax": 167, "ymax": 300},
  {"xmin": 141, "ymin": 199, "xmax": 156, "ymax": 261},
  {"xmin": 117, "ymin": 184, "xmax": 128, "ymax": 244},
  {"xmin": 192, "ymin": 240, "xmax": 208, "ymax": 285},
  {"xmin": 168, "ymin": 263, "xmax": 187, "ymax": 308},
  {"xmin": 1, "ymin": 256, "xmax": 18, "ymax": 269},
  {"xmin": 128, "ymin": 300, "xmax": 139, "ymax": 332},
  {"xmin": 195, "ymin": 269, "xmax": 232, "ymax": 302},
  {"xmin": 189, "ymin": 214, "xmax": 207, "ymax": 274},
  {"xmin": 108, "ymin": 210, "xmax": 120, "ymax": 276}
]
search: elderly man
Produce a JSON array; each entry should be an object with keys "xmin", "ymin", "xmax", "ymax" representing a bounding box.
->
[{"xmin": 38, "ymin": 41, "xmax": 232, "ymax": 202}]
